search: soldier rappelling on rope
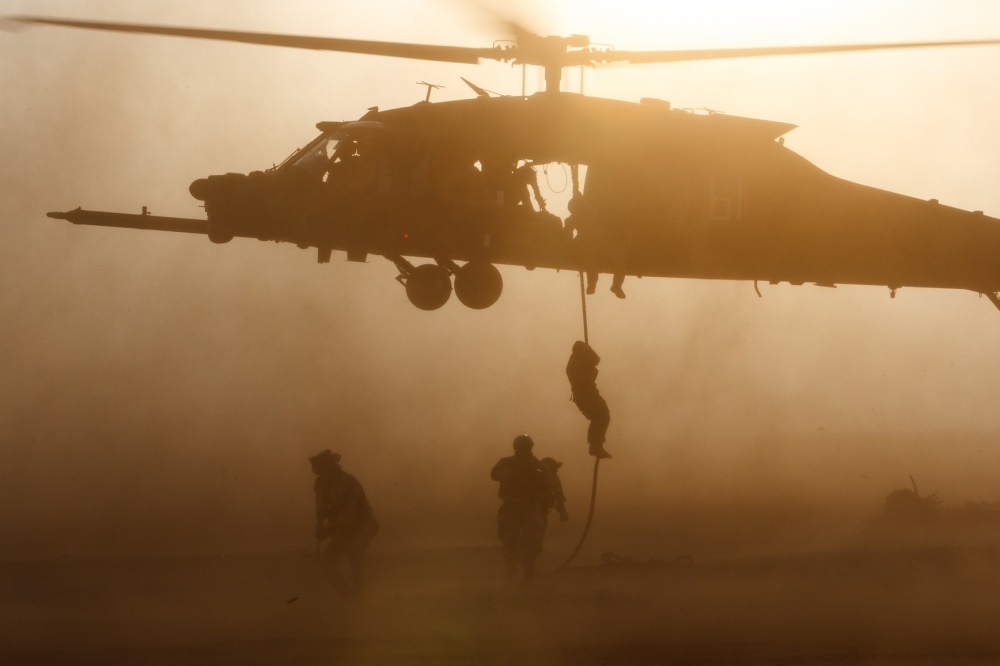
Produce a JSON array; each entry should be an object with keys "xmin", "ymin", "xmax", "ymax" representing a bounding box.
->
[{"xmin": 566, "ymin": 340, "xmax": 612, "ymax": 459}]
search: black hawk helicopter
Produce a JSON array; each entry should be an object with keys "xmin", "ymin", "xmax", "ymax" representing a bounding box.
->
[{"xmin": 10, "ymin": 14, "xmax": 1000, "ymax": 311}]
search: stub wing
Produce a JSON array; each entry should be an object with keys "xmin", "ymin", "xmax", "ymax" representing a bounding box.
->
[{"xmin": 47, "ymin": 208, "xmax": 208, "ymax": 235}]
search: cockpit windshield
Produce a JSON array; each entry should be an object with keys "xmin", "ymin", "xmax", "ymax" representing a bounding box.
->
[
  {"xmin": 289, "ymin": 121, "xmax": 384, "ymax": 178},
  {"xmin": 291, "ymin": 134, "xmax": 340, "ymax": 176}
]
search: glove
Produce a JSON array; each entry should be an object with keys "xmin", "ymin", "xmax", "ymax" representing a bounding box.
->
[{"xmin": 559, "ymin": 508, "xmax": 569, "ymax": 522}]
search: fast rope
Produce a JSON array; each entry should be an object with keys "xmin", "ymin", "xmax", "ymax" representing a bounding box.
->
[{"xmin": 555, "ymin": 270, "xmax": 602, "ymax": 571}]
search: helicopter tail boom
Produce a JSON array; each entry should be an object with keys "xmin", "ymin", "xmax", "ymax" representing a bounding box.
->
[{"xmin": 47, "ymin": 208, "xmax": 208, "ymax": 235}]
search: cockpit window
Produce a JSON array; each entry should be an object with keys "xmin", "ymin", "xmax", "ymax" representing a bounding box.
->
[
  {"xmin": 292, "ymin": 134, "xmax": 340, "ymax": 177},
  {"xmin": 289, "ymin": 122, "xmax": 384, "ymax": 179}
]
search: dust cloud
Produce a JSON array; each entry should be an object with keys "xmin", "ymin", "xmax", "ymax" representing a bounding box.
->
[{"xmin": 3, "ymin": 1, "xmax": 1000, "ymax": 663}]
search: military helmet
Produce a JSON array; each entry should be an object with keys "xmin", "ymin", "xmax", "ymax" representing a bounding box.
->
[
  {"xmin": 512, "ymin": 434, "xmax": 534, "ymax": 451},
  {"xmin": 541, "ymin": 457, "xmax": 562, "ymax": 471},
  {"xmin": 309, "ymin": 449, "xmax": 341, "ymax": 467}
]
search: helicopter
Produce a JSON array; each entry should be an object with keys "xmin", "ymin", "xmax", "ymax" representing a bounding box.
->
[{"xmin": 10, "ymin": 14, "xmax": 1000, "ymax": 312}]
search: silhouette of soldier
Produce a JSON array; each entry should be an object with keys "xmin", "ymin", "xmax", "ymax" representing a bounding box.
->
[
  {"xmin": 310, "ymin": 449, "xmax": 380, "ymax": 598},
  {"xmin": 491, "ymin": 434, "xmax": 559, "ymax": 584},
  {"xmin": 325, "ymin": 138, "xmax": 377, "ymax": 192},
  {"xmin": 566, "ymin": 340, "xmax": 612, "ymax": 459},
  {"xmin": 565, "ymin": 194, "xmax": 626, "ymax": 298},
  {"xmin": 540, "ymin": 457, "xmax": 569, "ymax": 523},
  {"xmin": 512, "ymin": 161, "xmax": 545, "ymax": 212}
]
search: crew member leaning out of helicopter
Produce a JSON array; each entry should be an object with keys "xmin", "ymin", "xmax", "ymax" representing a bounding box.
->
[
  {"xmin": 565, "ymin": 194, "xmax": 626, "ymax": 298},
  {"xmin": 511, "ymin": 161, "xmax": 545, "ymax": 212}
]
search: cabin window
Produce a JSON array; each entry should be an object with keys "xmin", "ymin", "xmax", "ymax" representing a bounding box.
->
[{"xmin": 708, "ymin": 175, "xmax": 742, "ymax": 222}]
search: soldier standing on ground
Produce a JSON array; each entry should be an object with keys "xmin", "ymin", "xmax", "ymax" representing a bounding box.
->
[
  {"xmin": 491, "ymin": 434, "xmax": 559, "ymax": 584},
  {"xmin": 310, "ymin": 449, "xmax": 380, "ymax": 598}
]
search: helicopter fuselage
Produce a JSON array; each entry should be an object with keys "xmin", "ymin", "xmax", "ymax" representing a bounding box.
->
[{"xmin": 51, "ymin": 92, "xmax": 1000, "ymax": 310}]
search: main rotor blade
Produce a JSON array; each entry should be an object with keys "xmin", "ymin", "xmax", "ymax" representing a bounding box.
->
[
  {"xmin": 591, "ymin": 38, "xmax": 1000, "ymax": 66},
  {"xmin": 450, "ymin": 0, "xmax": 542, "ymax": 45},
  {"xmin": 7, "ymin": 16, "xmax": 497, "ymax": 65},
  {"xmin": 13, "ymin": 15, "xmax": 998, "ymax": 74}
]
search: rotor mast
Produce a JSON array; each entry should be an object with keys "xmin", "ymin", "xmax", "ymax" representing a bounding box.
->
[{"xmin": 509, "ymin": 33, "xmax": 591, "ymax": 93}]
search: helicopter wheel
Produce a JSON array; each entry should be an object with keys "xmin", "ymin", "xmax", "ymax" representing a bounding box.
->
[
  {"xmin": 454, "ymin": 261, "xmax": 503, "ymax": 309},
  {"xmin": 404, "ymin": 264, "xmax": 453, "ymax": 310}
]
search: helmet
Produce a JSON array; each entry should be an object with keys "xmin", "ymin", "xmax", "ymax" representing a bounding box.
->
[
  {"xmin": 309, "ymin": 449, "xmax": 341, "ymax": 467},
  {"xmin": 512, "ymin": 434, "xmax": 534, "ymax": 451}
]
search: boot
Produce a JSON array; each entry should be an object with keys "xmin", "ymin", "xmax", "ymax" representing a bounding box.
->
[
  {"xmin": 610, "ymin": 274, "xmax": 625, "ymax": 299},
  {"xmin": 589, "ymin": 443, "xmax": 612, "ymax": 459}
]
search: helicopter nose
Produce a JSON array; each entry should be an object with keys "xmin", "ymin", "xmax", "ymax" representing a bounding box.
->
[{"xmin": 189, "ymin": 178, "xmax": 211, "ymax": 201}]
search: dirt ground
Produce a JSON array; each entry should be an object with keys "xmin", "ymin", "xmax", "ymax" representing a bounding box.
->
[{"xmin": 4, "ymin": 535, "xmax": 1000, "ymax": 665}]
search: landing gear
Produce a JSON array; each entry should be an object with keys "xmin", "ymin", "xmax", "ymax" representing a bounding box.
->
[
  {"xmin": 454, "ymin": 260, "xmax": 503, "ymax": 309},
  {"xmin": 404, "ymin": 263, "xmax": 453, "ymax": 311},
  {"xmin": 389, "ymin": 255, "xmax": 503, "ymax": 311}
]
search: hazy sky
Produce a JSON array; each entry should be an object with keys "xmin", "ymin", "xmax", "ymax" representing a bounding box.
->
[{"xmin": 2, "ymin": 1, "xmax": 1000, "ymax": 560}]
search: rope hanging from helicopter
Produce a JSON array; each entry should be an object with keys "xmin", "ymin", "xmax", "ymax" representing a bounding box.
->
[
  {"xmin": 555, "ymin": 269, "xmax": 602, "ymax": 572},
  {"xmin": 556, "ymin": 163, "xmax": 602, "ymax": 572}
]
